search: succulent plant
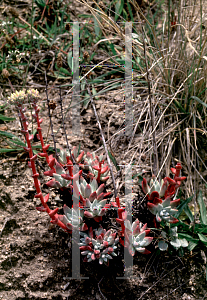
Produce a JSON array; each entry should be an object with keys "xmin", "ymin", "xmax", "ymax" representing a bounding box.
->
[
  {"xmin": 81, "ymin": 152, "xmax": 98, "ymax": 170},
  {"xmin": 10, "ymin": 88, "xmax": 194, "ymax": 276},
  {"xmin": 58, "ymin": 205, "xmax": 88, "ymax": 231},
  {"xmin": 158, "ymin": 226, "xmax": 188, "ymax": 251},
  {"xmin": 79, "ymin": 227, "xmax": 119, "ymax": 265},
  {"xmin": 168, "ymin": 226, "xmax": 188, "ymax": 249},
  {"xmin": 83, "ymin": 198, "xmax": 110, "ymax": 222},
  {"xmin": 124, "ymin": 219, "xmax": 153, "ymax": 256},
  {"xmin": 147, "ymin": 197, "xmax": 180, "ymax": 224},
  {"xmin": 59, "ymin": 146, "xmax": 84, "ymax": 165},
  {"xmin": 81, "ymin": 152, "xmax": 109, "ymax": 182},
  {"xmin": 45, "ymin": 161, "xmax": 72, "ymax": 189},
  {"xmin": 142, "ymin": 163, "xmax": 186, "ymax": 201},
  {"xmin": 79, "ymin": 177, "xmax": 110, "ymax": 202},
  {"xmin": 142, "ymin": 176, "xmax": 169, "ymax": 201}
]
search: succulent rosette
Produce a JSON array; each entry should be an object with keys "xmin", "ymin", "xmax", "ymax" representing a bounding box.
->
[
  {"xmin": 79, "ymin": 227, "xmax": 119, "ymax": 265},
  {"xmin": 142, "ymin": 176, "xmax": 169, "ymax": 202},
  {"xmin": 158, "ymin": 226, "xmax": 188, "ymax": 251},
  {"xmin": 142, "ymin": 163, "xmax": 186, "ymax": 201},
  {"xmin": 81, "ymin": 152, "xmax": 98, "ymax": 171},
  {"xmin": 79, "ymin": 177, "xmax": 110, "ymax": 202},
  {"xmin": 147, "ymin": 197, "xmax": 180, "ymax": 224},
  {"xmin": 124, "ymin": 219, "xmax": 153, "ymax": 256},
  {"xmin": 83, "ymin": 198, "xmax": 110, "ymax": 222},
  {"xmin": 58, "ymin": 205, "xmax": 88, "ymax": 231},
  {"xmin": 45, "ymin": 161, "xmax": 72, "ymax": 189},
  {"xmin": 59, "ymin": 146, "xmax": 84, "ymax": 165},
  {"xmin": 81, "ymin": 152, "xmax": 109, "ymax": 182},
  {"xmin": 168, "ymin": 226, "xmax": 188, "ymax": 249}
]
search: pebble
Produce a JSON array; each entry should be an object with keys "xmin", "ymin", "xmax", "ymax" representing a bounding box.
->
[{"xmin": 28, "ymin": 187, "xmax": 34, "ymax": 191}]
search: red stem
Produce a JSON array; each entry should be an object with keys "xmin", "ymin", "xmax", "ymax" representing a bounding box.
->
[
  {"xmin": 116, "ymin": 197, "xmax": 125, "ymax": 235},
  {"xmin": 32, "ymin": 101, "xmax": 50, "ymax": 166},
  {"xmin": 18, "ymin": 104, "xmax": 69, "ymax": 232},
  {"xmin": 96, "ymin": 161, "xmax": 102, "ymax": 183}
]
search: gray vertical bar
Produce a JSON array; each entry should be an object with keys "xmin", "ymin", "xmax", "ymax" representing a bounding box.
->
[
  {"xmin": 72, "ymin": 22, "xmax": 80, "ymax": 136},
  {"xmin": 125, "ymin": 22, "xmax": 133, "ymax": 138},
  {"xmin": 117, "ymin": 164, "xmax": 136, "ymax": 279},
  {"xmin": 71, "ymin": 164, "xmax": 81, "ymax": 279},
  {"xmin": 124, "ymin": 164, "xmax": 133, "ymax": 277},
  {"xmin": 71, "ymin": 165, "xmax": 88, "ymax": 279}
]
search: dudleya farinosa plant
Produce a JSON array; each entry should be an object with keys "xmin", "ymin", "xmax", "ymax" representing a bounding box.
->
[
  {"xmin": 147, "ymin": 197, "xmax": 180, "ymax": 224},
  {"xmin": 9, "ymin": 88, "xmax": 190, "ymax": 268},
  {"xmin": 142, "ymin": 163, "xmax": 188, "ymax": 253},
  {"xmin": 79, "ymin": 227, "xmax": 119, "ymax": 265},
  {"xmin": 8, "ymin": 88, "xmax": 127, "ymax": 267},
  {"xmin": 142, "ymin": 163, "xmax": 186, "ymax": 225},
  {"xmin": 57, "ymin": 205, "xmax": 88, "ymax": 231},
  {"xmin": 124, "ymin": 219, "xmax": 153, "ymax": 256},
  {"xmin": 159, "ymin": 226, "xmax": 188, "ymax": 251}
]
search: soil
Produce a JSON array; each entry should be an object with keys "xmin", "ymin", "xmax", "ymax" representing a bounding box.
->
[{"xmin": 0, "ymin": 0, "xmax": 207, "ymax": 299}]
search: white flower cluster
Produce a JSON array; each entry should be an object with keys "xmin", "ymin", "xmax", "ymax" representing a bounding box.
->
[
  {"xmin": 8, "ymin": 90, "xmax": 26, "ymax": 105},
  {"xmin": 27, "ymin": 89, "xmax": 40, "ymax": 101},
  {"xmin": 8, "ymin": 89, "xmax": 40, "ymax": 105}
]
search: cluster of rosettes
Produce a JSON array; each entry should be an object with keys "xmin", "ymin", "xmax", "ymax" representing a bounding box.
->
[
  {"xmin": 44, "ymin": 147, "xmax": 111, "ymax": 223},
  {"xmin": 142, "ymin": 162, "xmax": 186, "ymax": 225},
  {"xmin": 10, "ymin": 88, "xmax": 188, "ymax": 268},
  {"xmin": 79, "ymin": 227, "xmax": 119, "ymax": 265}
]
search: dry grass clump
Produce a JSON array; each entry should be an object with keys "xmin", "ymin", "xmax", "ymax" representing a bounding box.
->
[{"xmin": 78, "ymin": 0, "xmax": 207, "ymax": 205}]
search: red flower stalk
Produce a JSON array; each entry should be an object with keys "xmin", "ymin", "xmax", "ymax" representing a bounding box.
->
[
  {"xmin": 27, "ymin": 89, "xmax": 56, "ymax": 173},
  {"xmin": 13, "ymin": 98, "xmax": 70, "ymax": 233}
]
